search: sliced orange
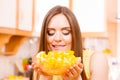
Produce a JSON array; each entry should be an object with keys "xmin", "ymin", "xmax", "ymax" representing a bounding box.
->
[{"xmin": 36, "ymin": 50, "xmax": 79, "ymax": 75}]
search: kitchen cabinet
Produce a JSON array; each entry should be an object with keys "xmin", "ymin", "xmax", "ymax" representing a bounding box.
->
[
  {"xmin": 72, "ymin": 0, "xmax": 118, "ymax": 56},
  {"xmin": 18, "ymin": 0, "xmax": 33, "ymax": 31},
  {"xmin": 72, "ymin": 0, "xmax": 108, "ymax": 38},
  {"xmin": 73, "ymin": 0, "xmax": 106, "ymax": 32},
  {"xmin": 0, "ymin": 33, "xmax": 27, "ymax": 55},
  {"xmin": 0, "ymin": 0, "xmax": 16, "ymax": 29},
  {"xmin": 0, "ymin": 0, "xmax": 35, "ymax": 34},
  {"xmin": 0, "ymin": 0, "xmax": 35, "ymax": 55},
  {"xmin": 0, "ymin": 0, "xmax": 34, "ymax": 31}
]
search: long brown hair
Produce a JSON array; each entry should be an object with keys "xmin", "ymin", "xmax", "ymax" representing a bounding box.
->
[
  {"xmin": 37, "ymin": 5, "xmax": 85, "ymax": 79},
  {"xmin": 40, "ymin": 5, "xmax": 82, "ymax": 56}
]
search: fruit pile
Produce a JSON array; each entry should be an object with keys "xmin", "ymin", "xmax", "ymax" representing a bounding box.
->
[
  {"xmin": 36, "ymin": 50, "xmax": 79, "ymax": 75},
  {"xmin": 5, "ymin": 75, "xmax": 28, "ymax": 80}
]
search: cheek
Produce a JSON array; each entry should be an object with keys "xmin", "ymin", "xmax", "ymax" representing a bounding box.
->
[
  {"xmin": 47, "ymin": 36, "xmax": 54, "ymax": 43},
  {"xmin": 63, "ymin": 35, "xmax": 72, "ymax": 44}
]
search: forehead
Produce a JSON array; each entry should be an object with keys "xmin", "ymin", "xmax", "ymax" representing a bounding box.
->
[{"xmin": 48, "ymin": 14, "xmax": 70, "ymax": 28}]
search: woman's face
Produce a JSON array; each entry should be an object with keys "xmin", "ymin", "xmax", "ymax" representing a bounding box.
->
[{"xmin": 47, "ymin": 14, "xmax": 72, "ymax": 52}]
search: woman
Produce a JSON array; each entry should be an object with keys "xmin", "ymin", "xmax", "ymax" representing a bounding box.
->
[{"xmin": 32, "ymin": 5, "xmax": 109, "ymax": 80}]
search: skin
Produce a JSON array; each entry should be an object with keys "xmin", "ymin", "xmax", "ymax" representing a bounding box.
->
[
  {"xmin": 90, "ymin": 52, "xmax": 109, "ymax": 80},
  {"xmin": 32, "ymin": 14, "xmax": 83, "ymax": 80},
  {"xmin": 47, "ymin": 14, "xmax": 72, "ymax": 52}
]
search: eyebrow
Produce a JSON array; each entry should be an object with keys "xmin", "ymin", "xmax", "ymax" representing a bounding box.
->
[
  {"xmin": 47, "ymin": 28, "xmax": 55, "ymax": 30},
  {"xmin": 61, "ymin": 27, "xmax": 71, "ymax": 30},
  {"xmin": 47, "ymin": 27, "xmax": 70, "ymax": 29}
]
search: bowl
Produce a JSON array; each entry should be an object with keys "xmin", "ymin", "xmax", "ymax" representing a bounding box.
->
[{"xmin": 36, "ymin": 50, "xmax": 79, "ymax": 75}]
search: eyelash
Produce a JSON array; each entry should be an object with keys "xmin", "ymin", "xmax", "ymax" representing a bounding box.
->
[
  {"xmin": 62, "ymin": 30, "xmax": 71, "ymax": 35},
  {"xmin": 47, "ymin": 30, "xmax": 71, "ymax": 36},
  {"xmin": 47, "ymin": 31, "xmax": 55, "ymax": 36}
]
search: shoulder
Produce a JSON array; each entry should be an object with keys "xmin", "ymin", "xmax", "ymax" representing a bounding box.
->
[
  {"xmin": 90, "ymin": 51, "xmax": 109, "ymax": 74},
  {"xmin": 90, "ymin": 52, "xmax": 108, "ymax": 64}
]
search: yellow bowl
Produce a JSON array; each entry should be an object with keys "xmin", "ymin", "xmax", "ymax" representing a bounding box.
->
[{"xmin": 36, "ymin": 50, "xmax": 79, "ymax": 75}]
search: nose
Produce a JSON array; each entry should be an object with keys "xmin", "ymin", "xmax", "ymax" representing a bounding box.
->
[{"xmin": 54, "ymin": 31, "xmax": 62, "ymax": 42}]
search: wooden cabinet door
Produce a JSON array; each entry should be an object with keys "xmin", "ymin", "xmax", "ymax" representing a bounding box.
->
[
  {"xmin": 18, "ymin": 0, "xmax": 33, "ymax": 31},
  {"xmin": 0, "ymin": 0, "xmax": 16, "ymax": 29},
  {"xmin": 72, "ymin": 0, "xmax": 106, "ymax": 32}
]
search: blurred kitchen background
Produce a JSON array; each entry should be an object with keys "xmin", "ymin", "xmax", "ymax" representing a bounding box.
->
[{"xmin": 0, "ymin": 0, "xmax": 120, "ymax": 80}]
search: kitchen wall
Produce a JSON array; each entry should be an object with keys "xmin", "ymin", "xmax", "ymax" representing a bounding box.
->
[{"xmin": 0, "ymin": 37, "xmax": 39, "ymax": 79}]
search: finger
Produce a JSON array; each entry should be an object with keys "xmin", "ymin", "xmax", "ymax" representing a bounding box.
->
[
  {"xmin": 78, "ymin": 63, "xmax": 83, "ymax": 69},
  {"xmin": 68, "ymin": 71, "xmax": 74, "ymax": 78},
  {"xmin": 63, "ymin": 70, "xmax": 72, "ymax": 80},
  {"xmin": 74, "ymin": 64, "xmax": 83, "ymax": 74},
  {"xmin": 70, "ymin": 66, "xmax": 77, "ymax": 75},
  {"xmin": 33, "ymin": 64, "xmax": 39, "ymax": 70}
]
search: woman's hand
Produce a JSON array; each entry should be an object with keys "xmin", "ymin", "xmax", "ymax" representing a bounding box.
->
[
  {"xmin": 62, "ymin": 58, "xmax": 83, "ymax": 80},
  {"xmin": 32, "ymin": 55, "xmax": 49, "ymax": 76}
]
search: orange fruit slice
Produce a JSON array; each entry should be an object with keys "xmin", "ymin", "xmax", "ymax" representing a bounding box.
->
[{"xmin": 36, "ymin": 50, "xmax": 79, "ymax": 75}]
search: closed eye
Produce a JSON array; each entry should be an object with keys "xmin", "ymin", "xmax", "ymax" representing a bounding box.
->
[
  {"xmin": 62, "ymin": 28, "xmax": 71, "ymax": 35},
  {"xmin": 47, "ymin": 29, "xmax": 55, "ymax": 36}
]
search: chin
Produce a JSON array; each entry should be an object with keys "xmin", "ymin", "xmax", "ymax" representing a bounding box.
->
[{"xmin": 52, "ymin": 49, "xmax": 67, "ymax": 52}]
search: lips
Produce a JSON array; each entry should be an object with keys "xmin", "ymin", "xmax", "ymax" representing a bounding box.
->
[{"xmin": 52, "ymin": 45, "xmax": 65, "ymax": 50}]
